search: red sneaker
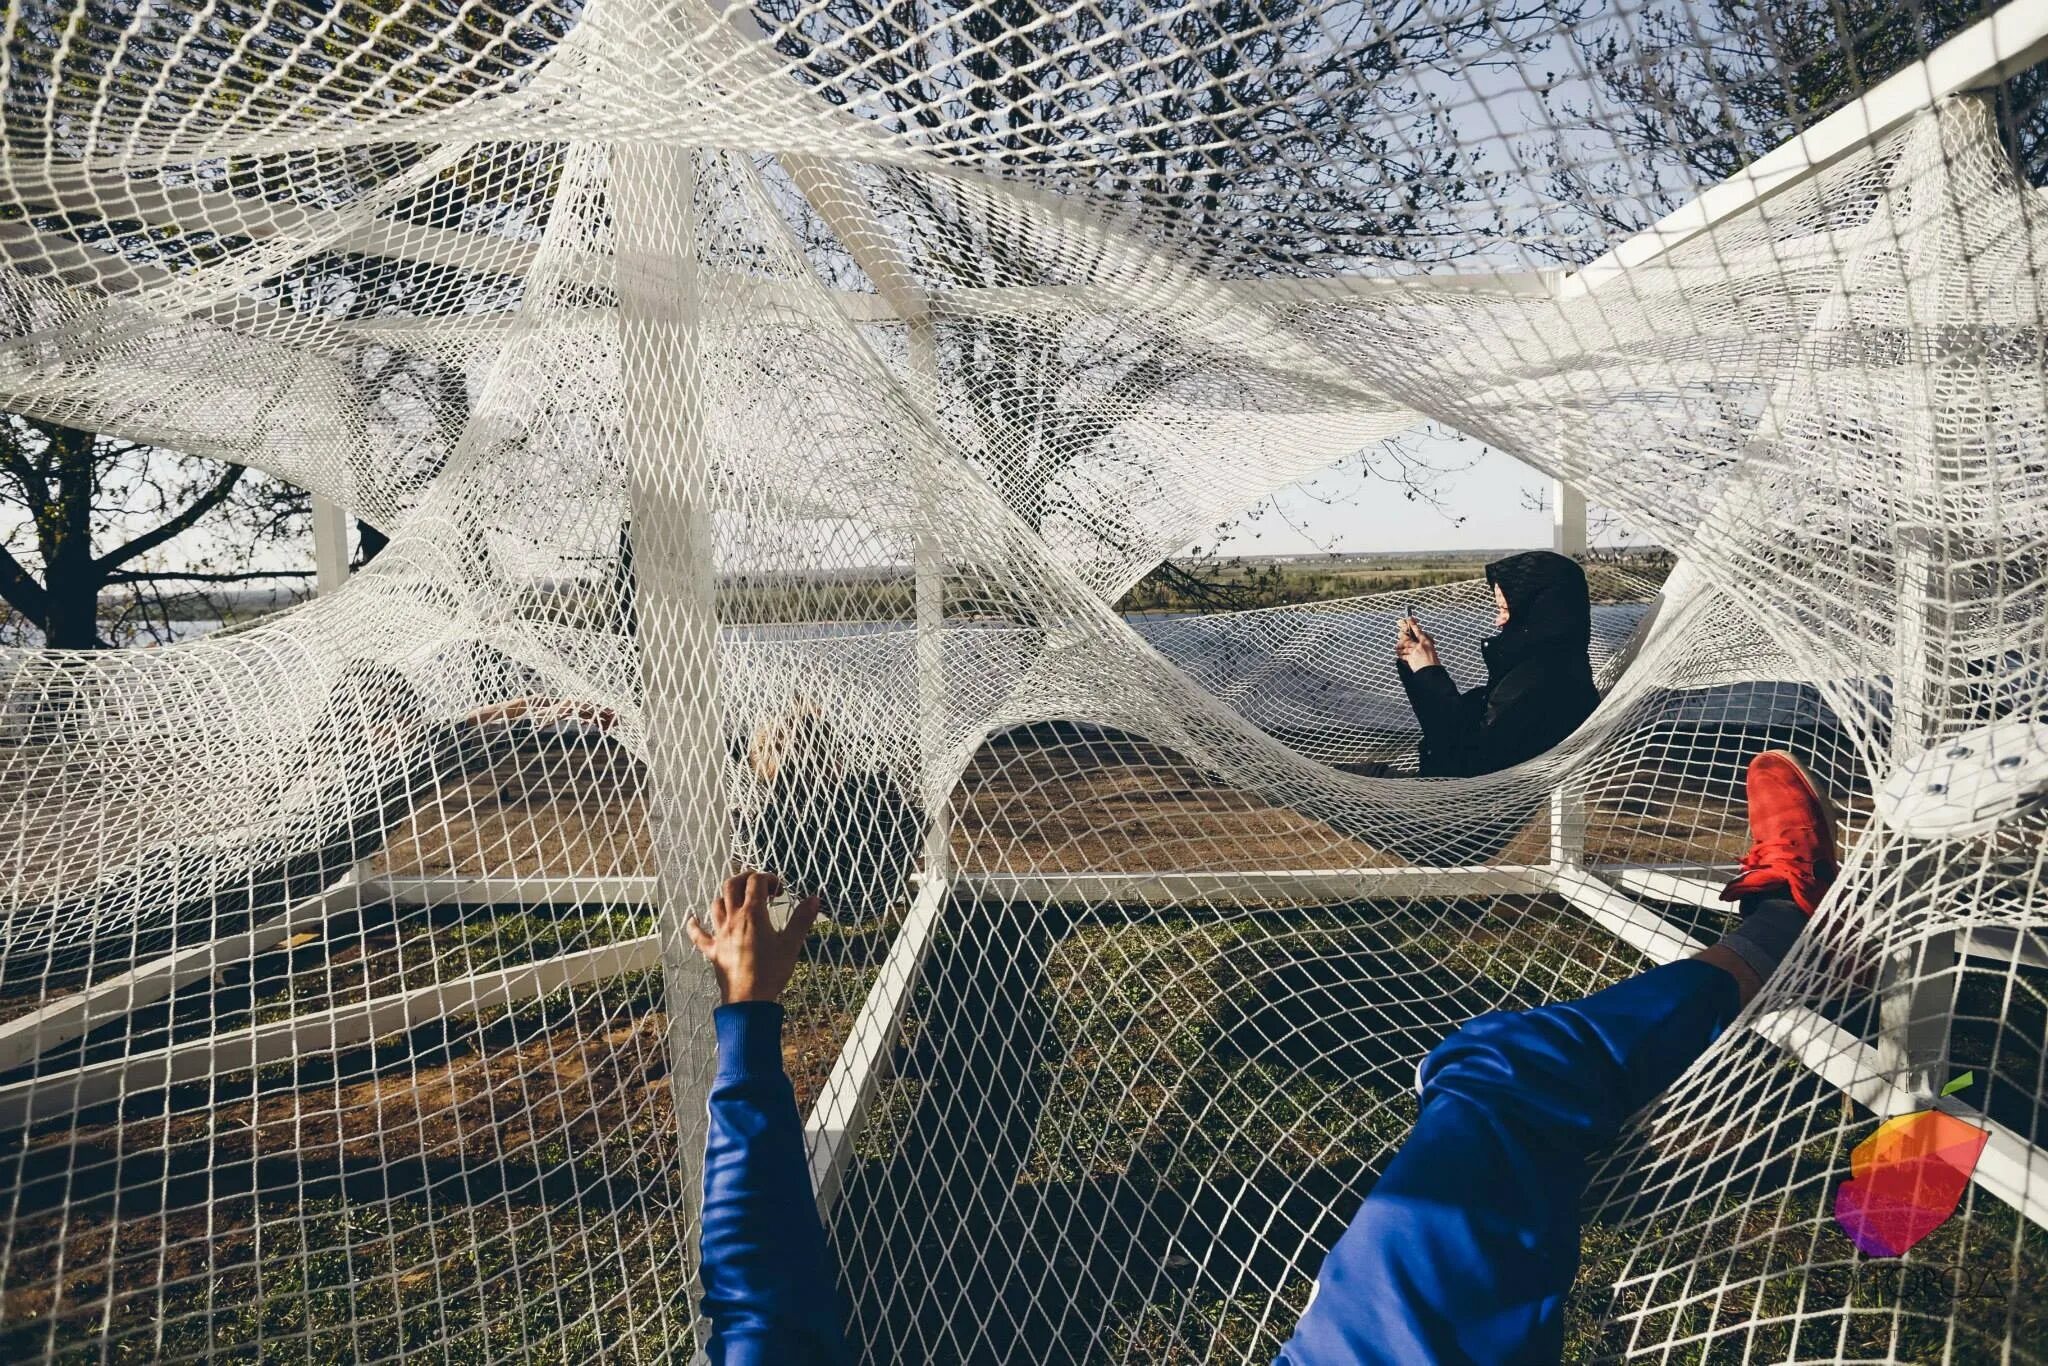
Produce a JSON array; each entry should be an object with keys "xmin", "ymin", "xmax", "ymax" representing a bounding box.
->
[{"xmin": 1720, "ymin": 751, "xmax": 1839, "ymax": 915}]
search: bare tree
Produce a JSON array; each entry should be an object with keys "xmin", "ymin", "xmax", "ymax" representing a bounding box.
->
[
  {"xmin": 1546, "ymin": 0, "xmax": 2048, "ymax": 242},
  {"xmin": 0, "ymin": 416, "xmax": 317, "ymax": 647},
  {"xmin": 760, "ymin": 0, "xmax": 1579, "ymax": 607},
  {"xmin": 1, "ymin": 1, "xmax": 561, "ymax": 625}
]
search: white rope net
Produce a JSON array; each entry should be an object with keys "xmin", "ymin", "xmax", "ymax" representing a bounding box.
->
[{"xmin": 0, "ymin": 0, "xmax": 2044, "ymax": 1360}]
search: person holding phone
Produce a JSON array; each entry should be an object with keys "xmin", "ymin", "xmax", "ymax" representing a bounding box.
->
[{"xmin": 1394, "ymin": 550, "xmax": 1600, "ymax": 778}]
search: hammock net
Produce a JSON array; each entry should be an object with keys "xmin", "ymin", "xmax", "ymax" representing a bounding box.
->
[{"xmin": 1, "ymin": 0, "xmax": 2045, "ymax": 1359}]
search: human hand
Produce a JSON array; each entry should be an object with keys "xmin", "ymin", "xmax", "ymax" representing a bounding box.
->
[
  {"xmin": 686, "ymin": 871, "xmax": 822, "ymax": 1005},
  {"xmin": 1396, "ymin": 621, "xmax": 1439, "ymax": 671}
]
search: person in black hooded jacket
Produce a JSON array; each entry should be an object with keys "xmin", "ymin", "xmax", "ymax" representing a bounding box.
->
[{"xmin": 1395, "ymin": 550, "xmax": 1601, "ymax": 778}]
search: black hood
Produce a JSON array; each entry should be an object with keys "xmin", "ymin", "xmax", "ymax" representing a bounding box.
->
[{"xmin": 1482, "ymin": 550, "xmax": 1593, "ymax": 680}]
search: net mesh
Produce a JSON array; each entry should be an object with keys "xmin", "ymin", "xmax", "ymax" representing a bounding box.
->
[{"xmin": 1, "ymin": 0, "xmax": 2045, "ymax": 1360}]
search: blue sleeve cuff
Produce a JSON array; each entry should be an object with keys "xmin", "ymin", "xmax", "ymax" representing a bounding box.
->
[{"xmin": 713, "ymin": 1002, "xmax": 787, "ymax": 1079}]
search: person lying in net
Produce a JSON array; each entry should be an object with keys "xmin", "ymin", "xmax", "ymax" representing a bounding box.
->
[
  {"xmin": 1392, "ymin": 549, "xmax": 1602, "ymax": 778},
  {"xmin": 737, "ymin": 702, "xmax": 923, "ymax": 924},
  {"xmin": 1, "ymin": 662, "xmax": 613, "ymax": 981},
  {"xmin": 684, "ymin": 750, "xmax": 1836, "ymax": 1365}
]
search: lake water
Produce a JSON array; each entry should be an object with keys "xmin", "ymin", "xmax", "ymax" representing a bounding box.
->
[{"xmin": 9, "ymin": 599, "xmax": 1838, "ymax": 748}]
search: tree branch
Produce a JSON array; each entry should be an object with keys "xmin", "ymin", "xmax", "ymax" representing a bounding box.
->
[
  {"xmin": 0, "ymin": 539, "xmax": 49, "ymax": 625},
  {"xmin": 93, "ymin": 462, "xmax": 248, "ymax": 574}
]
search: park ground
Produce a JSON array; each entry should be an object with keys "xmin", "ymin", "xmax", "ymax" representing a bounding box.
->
[{"xmin": 0, "ymin": 553, "xmax": 2040, "ymax": 1362}]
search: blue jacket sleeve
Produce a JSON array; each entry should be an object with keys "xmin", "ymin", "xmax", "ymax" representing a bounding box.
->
[
  {"xmin": 1275, "ymin": 959, "xmax": 1742, "ymax": 1365},
  {"xmin": 700, "ymin": 1002, "xmax": 852, "ymax": 1366}
]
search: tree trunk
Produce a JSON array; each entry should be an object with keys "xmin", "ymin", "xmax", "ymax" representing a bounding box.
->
[
  {"xmin": 39, "ymin": 423, "xmax": 104, "ymax": 648},
  {"xmin": 356, "ymin": 518, "xmax": 388, "ymax": 566},
  {"xmin": 39, "ymin": 574, "xmax": 102, "ymax": 649}
]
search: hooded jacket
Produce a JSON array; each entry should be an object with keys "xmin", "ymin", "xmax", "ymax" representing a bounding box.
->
[{"xmin": 1397, "ymin": 550, "xmax": 1600, "ymax": 778}]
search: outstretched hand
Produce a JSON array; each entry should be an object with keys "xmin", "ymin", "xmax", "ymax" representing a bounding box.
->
[{"xmin": 686, "ymin": 872, "xmax": 822, "ymax": 1005}]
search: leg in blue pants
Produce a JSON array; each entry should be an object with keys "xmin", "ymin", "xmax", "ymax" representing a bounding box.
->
[{"xmin": 1276, "ymin": 958, "xmax": 1744, "ymax": 1366}]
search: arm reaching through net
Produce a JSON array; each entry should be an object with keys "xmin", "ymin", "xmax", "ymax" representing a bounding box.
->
[
  {"xmin": 687, "ymin": 872, "xmax": 852, "ymax": 1366},
  {"xmin": 1277, "ymin": 751, "xmax": 1837, "ymax": 1365}
]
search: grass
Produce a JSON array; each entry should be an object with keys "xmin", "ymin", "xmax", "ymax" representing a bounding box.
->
[
  {"xmin": 818, "ymin": 897, "xmax": 2048, "ymax": 1363},
  {"xmin": 3, "ymin": 710, "xmax": 2040, "ymax": 1363},
  {"xmin": 5, "ymin": 894, "xmax": 2042, "ymax": 1363},
  {"xmin": 0, "ymin": 902, "xmax": 894, "ymax": 1364}
]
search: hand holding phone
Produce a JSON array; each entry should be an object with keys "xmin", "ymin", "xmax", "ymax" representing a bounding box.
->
[{"xmin": 1396, "ymin": 608, "xmax": 1438, "ymax": 671}]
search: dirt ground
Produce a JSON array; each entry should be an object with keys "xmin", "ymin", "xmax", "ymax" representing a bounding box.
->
[{"xmin": 0, "ymin": 717, "xmax": 1788, "ymax": 1358}]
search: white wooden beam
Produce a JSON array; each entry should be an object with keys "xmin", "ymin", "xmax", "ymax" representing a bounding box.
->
[
  {"xmin": 610, "ymin": 141, "xmax": 730, "ymax": 1181},
  {"xmin": 1752, "ymin": 1003, "xmax": 2048, "ymax": 1232},
  {"xmin": 364, "ymin": 874, "xmax": 659, "ymax": 905},
  {"xmin": 1546, "ymin": 867, "xmax": 1713, "ymax": 964},
  {"xmin": 959, "ymin": 865, "xmax": 1555, "ymax": 907},
  {"xmin": 806, "ymin": 875, "xmax": 949, "ymax": 1213},
  {"xmin": 1551, "ymin": 479, "xmax": 1588, "ymax": 557},
  {"xmin": 311, "ymin": 493, "xmax": 350, "ymax": 594},
  {"xmin": 1549, "ymin": 867, "xmax": 2048, "ymax": 1231},
  {"xmin": 0, "ymin": 880, "xmax": 368, "ymax": 1074},
  {"xmin": 0, "ymin": 934, "xmax": 660, "ymax": 1132}
]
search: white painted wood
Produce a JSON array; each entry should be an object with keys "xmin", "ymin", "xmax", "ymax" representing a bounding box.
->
[
  {"xmin": 365, "ymin": 874, "xmax": 659, "ymax": 905},
  {"xmin": 0, "ymin": 881, "xmax": 369, "ymax": 1074},
  {"xmin": 805, "ymin": 876, "xmax": 950, "ymax": 1213},
  {"xmin": 1612, "ymin": 865, "xmax": 1734, "ymax": 909},
  {"xmin": 1752, "ymin": 1003, "xmax": 2048, "ymax": 1232},
  {"xmin": 781, "ymin": 156, "xmax": 960, "ymax": 918},
  {"xmin": 610, "ymin": 144, "xmax": 728, "ymax": 1261},
  {"xmin": 960, "ymin": 865, "xmax": 1555, "ymax": 907},
  {"xmin": 1545, "ymin": 867, "xmax": 1711, "ymax": 965},
  {"xmin": 312, "ymin": 494, "xmax": 351, "ymax": 594},
  {"xmin": 1547, "ymin": 870, "xmax": 2048, "ymax": 1232},
  {"xmin": 0, "ymin": 934, "xmax": 660, "ymax": 1132},
  {"xmin": 1550, "ymin": 479, "xmax": 1588, "ymax": 558}
]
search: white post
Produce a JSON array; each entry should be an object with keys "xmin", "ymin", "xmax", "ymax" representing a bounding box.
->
[
  {"xmin": 1551, "ymin": 478, "xmax": 1588, "ymax": 558},
  {"xmin": 611, "ymin": 144, "xmax": 728, "ymax": 1193},
  {"xmin": 1869, "ymin": 109, "xmax": 1975, "ymax": 1108},
  {"xmin": 311, "ymin": 494, "xmax": 350, "ymax": 593},
  {"xmin": 310, "ymin": 492, "xmax": 372, "ymax": 882},
  {"xmin": 780, "ymin": 157, "xmax": 956, "ymax": 1210},
  {"xmin": 781, "ymin": 156, "xmax": 953, "ymax": 884},
  {"xmin": 1549, "ymin": 464, "xmax": 1588, "ymax": 867},
  {"xmin": 906, "ymin": 321, "xmax": 953, "ymax": 893}
]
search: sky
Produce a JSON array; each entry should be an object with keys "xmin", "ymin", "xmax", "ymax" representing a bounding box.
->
[
  {"xmin": 1208, "ymin": 432, "xmax": 1588, "ymax": 557},
  {"xmin": 99, "ymin": 426, "xmax": 1608, "ymax": 587}
]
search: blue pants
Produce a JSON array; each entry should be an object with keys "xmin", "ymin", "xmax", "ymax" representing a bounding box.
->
[{"xmin": 1275, "ymin": 959, "xmax": 1743, "ymax": 1365}]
